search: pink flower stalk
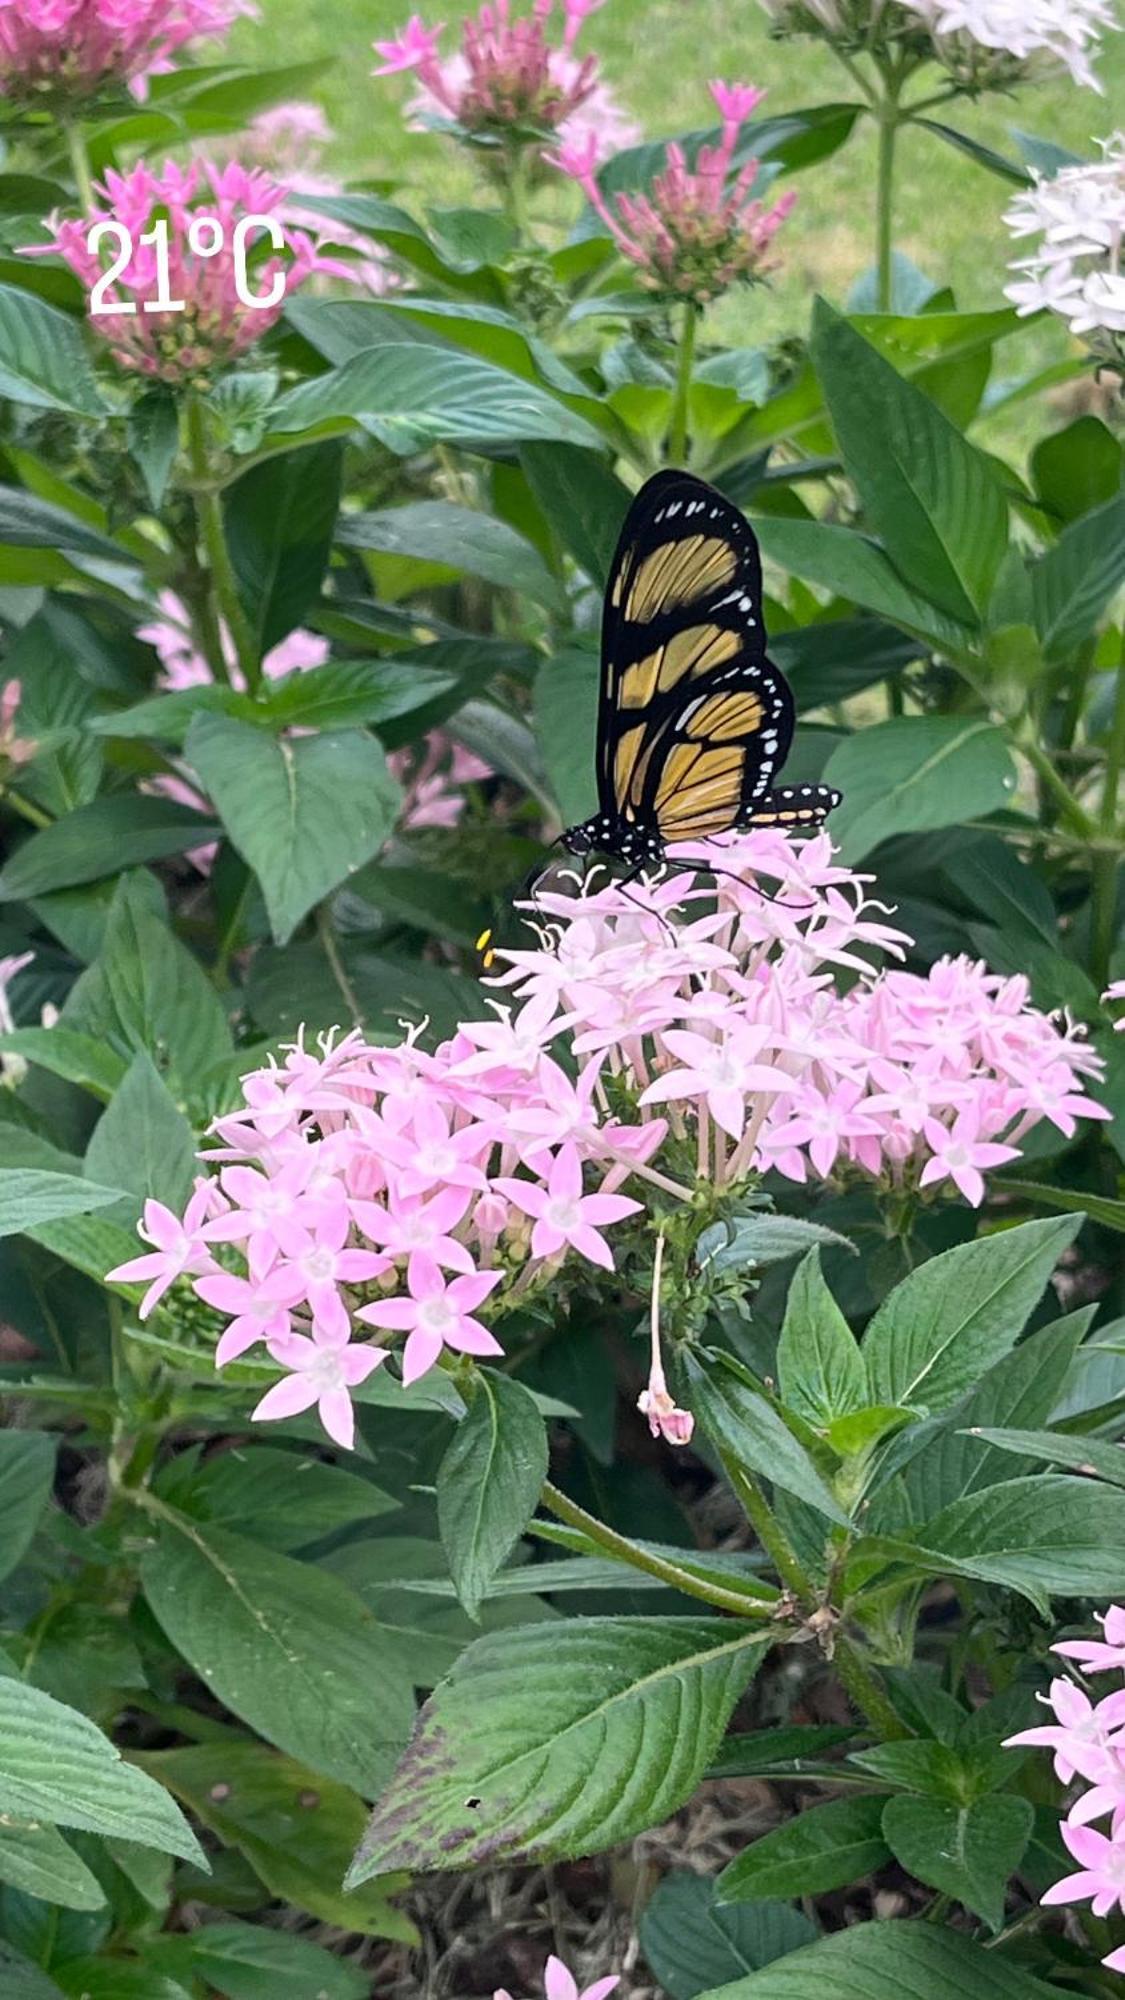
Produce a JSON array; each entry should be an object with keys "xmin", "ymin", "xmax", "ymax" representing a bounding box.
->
[
  {"xmin": 496, "ymin": 1954, "xmax": 619, "ymax": 2000},
  {"xmin": 0, "ymin": 0, "xmax": 247, "ymax": 102},
  {"xmin": 106, "ymin": 833, "xmax": 1108, "ymax": 1453},
  {"xmin": 37, "ymin": 159, "xmax": 326, "ymax": 383},
  {"xmin": 551, "ymin": 77, "xmax": 794, "ymax": 307},
  {"xmin": 639, "ymin": 1233, "xmax": 693, "ymax": 1446},
  {"xmin": 376, "ymin": 0, "xmax": 639, "ymax": 173},
  {"xmin": 1007, "ymin": 1605, "xmax": 1125, "ymax": 1976}
]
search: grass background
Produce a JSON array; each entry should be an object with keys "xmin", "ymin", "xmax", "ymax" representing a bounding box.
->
[{"xmin": 234, "ymin": 2, "xmax": 1125, "ymax": 457}]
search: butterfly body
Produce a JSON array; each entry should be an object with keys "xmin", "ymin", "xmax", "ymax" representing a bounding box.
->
[{"xmin": 560, "ymin": 469, "xmax": 842, "ymax": 874}]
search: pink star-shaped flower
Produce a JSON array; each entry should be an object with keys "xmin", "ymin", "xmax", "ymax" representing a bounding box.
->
[
  {"xmin": 495, "ymin": 1954, "xmax": 619, "ymax": 2000},
  {"xmin": 918, "ymin": 1108, "xmax": 1020, "ymax": 1207},
  {"xmin": 351, "ymin": 1186, "xmax": 476, "ymax": 1274},
  {"xmin": 1055, "ymin": 1605, "xmax": 1125, "ymax": 1674},
  {"xmin": 373, "ymin": 13, "xmax": 443, "ymax": 73},
  {"xmin": 357, "ymin": 1251, "xmax": 502, "ymax": 1383},
  {"xmin": 196, "ymin": 1264, "xmax": 307, "ymax": 1366},
  {"xmin": 640, "ymin": 1023, "xmax": 790, "ymax": 1141},
  {"xmin": 252, "ymin": 1333, "xmax": 388, "ymax": 1451},
  {"xmin": 106, "ymin": 1186, "xmax": 218, "ymax": 1319},
  {"xmin": 494, "ymin": 1143, "xmax": 640, "ymax": 1271}
]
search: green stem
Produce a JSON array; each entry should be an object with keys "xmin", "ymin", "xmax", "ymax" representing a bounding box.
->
[
  {"xmin": 539, "ymin": 1479, "xmax": 776, "ymax": 1619},
  {"xmin": 722, "ymin": 1458, "xmax": 809, "ymax": 1602},
  {"xmin": 1092, "ymin": 636, "xmax": 1125, "ymax": 987},
  {"xmin": 185, "ymin": 395, "xmax": 260, "ymax": 695},
  {"xmin": 63, "ymin": 119, "xmax": 95, "ymax": 215},
  {"xmin": 0, "ymin": 785, "xmax": 52, "ymax": 829},
  {"xmin": 315, "ymin": 900, "xmax": 364, "ymax": 1028},
  {"xmin": 875, "ymin": 85, "xmax": 900, "ymax": 313},
  {"xmin": 833, "ymin": 1633, "xmax": 910, "ymax": 1740},
  {"xmin": 1021, "ymin": 738, "xmax": 1100, "ymax": 840},
  {"xmin": 666, "ymin": 303, "xmax": 698, "ymax": 467}
]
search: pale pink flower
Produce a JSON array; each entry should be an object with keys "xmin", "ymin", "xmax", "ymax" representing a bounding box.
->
[
  {"xmin": 494, "ymin": 1143, "xmax": 640, "ymax": 1271},
  {"xmin": 196, "ymin": 1265, "xmax": 307, "ymax": 1365},
  {"xmin": 105, "ymin": 1185, "xmax": 219, "ymax": 1318},
  {"xmin": 495, "ymin": 1955, "xmax": 620, "ymax": 2000},
  {"xmin": 917, "ymin": 1107, "xmax": 1021, "ymax": 1207},
  {"xmin": 374, "ymin": 12, "xmax": 444, "ymax": 72},
  {"xmin": 253, "ymin": 1331, "xmax": 388, "ymax": 1450},
  {"xmin": 640, "ymin": 1022, "xmax": 791, "ymax": 1142},
  {"xmin": 1005, "ymin": 1677, "xmax": 1125, "ymax": 1787},
  {"xmin": 350, "ymin": 1187, "xmax": 477, "ymax": 1273},
  {"xmin": 1105, "ymin": 977, "xmax": 1125, "ymax": 1028},
  {"xmin": 357, "ymin": 1251, "xmax": 502, "ymax": 1383},
  {"xmin": 1042, "ymin": 1820, "xmax": 1125, "ymax": 1917},
  {"xmin": 1055, "ymin": 1605, "xmax": 1125, "ymax": 1673}
]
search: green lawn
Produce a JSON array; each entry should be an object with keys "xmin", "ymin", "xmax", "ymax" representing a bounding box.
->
[{"xmin": 236, "ymin": 0, "xmax": 1124, "ymax": 455}]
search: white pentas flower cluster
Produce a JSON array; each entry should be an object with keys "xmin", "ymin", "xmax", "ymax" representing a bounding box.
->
[
  {"xmin": 1005, "ymin": 135, "xmax": 1125, "ymax": 345},
  {"xmin": 760, "ymin": 0, "xmax": 1117, "ymax": 88}
]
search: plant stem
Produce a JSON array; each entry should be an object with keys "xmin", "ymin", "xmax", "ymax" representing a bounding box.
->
[
  {"xmin": 63, "ymin": 119, "xmax": 95, "ymax": 214},
  {"xmin": 539, "ymin": 1479, "xmax": 777, "ymax": 1619},
  {"xmin": 0, "ymin": 785, "xmax": 52, "ymax": 829},
  {"xmin": 666, "ymin": 303, "xmax": 698, "ymax": 466},
  {"xmin": 315, "ymin": 900, "xmax": 364, "ymax": 1029},
  {"xmin": 1020, "ymin": 739, "xmax": 1100, "ymax": 840},
  {"xmin": 874, "ymin": 88, "xmax": 899, "ymax": 312},
  {"xmin": 833, "ymin": 1633, "xmax": 910, "ymax": 1740},
  {"xmin": 722, "ymin": 1458, "xmax": 809, "ymax": 1601},
  {"xmin": 185, "ymin": 394, "xmax": 261, "ymax": 695},
  {"xmin": 1092, "ymin": 637, "xmax": 1125, "ymax": 987}
]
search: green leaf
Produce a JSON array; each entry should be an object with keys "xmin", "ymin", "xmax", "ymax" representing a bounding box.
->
[
  {"xmin": 62, "ymin": 876, "xmax": 233, "ymax": 1097},
  {"xmin": 268, "ymin": 343, "xmax": 603, "ymax": 452},
  {"xmin": 149, "ymin": 1919, "xmax": 369, "ymax": 2000},
  {"xmin": 811, "ymin": 301, "xmax": 1008, "ymax": 622},
  {"xmin": 0, "ymin": 1942, "xmax": 67, "ymax": 2000},
  {"xmin": 715, "ymin": 1796, "xmax": 889, "ymax": 1904},
  {"xmin": 957, "ymin": 1426, "xmax": 1125, "ymax": 1486},
  {"xmin": 0, "ymin": 285, "xmax": 104, "ymax": 417},
  {"xmin": 696, "ymin": 1216, "xmax": 855, "ymax": 1277},
  {"xmin": 153, "ymin": 1443, "xmax": 398, "ymax": 1552},
  {"xmin": 520, "ymin": 443, "xmax": 630, "ymax": 587},
  {"xmin": 888, "ymin": 1474, "xmax": 1125, "ymax": 1609},
  {"xmin": 0, "ymin": 1029, "xmax": 125, "ymax": 1101},
  {"xmin": 0, "ymin": 1430, "xmax": 55, "ymax": 1584},
  {"xmin": 862, "ymin": 1215, "xmax": 1080, "ymax": 1415},
  {"xmin": 751, "ymin": 515, "xmax": 974, "ymax": 651},
  {"xmin": 1031, "ymin": 416, "xmax": 1122, "ymax": 526},
  {"xmin": 708, "ymin": 1725, "xmax": 857, "ymax": 1780},
  {"xmin": 255, "ymin": 659, "xmax": 458, "ymax": 737},
  {"xmin": 692, "ymin": 1920, "xmax": 1062, "ymax": 1998},
  {"xmin": 847, "ymin": 1740, "xmax": 969, "ymax": 1797},
  {"xmin": 84, "ymin": 1051, "xmax": 196, "ymax": 1220},
  {"xmin": 0, "ymin": 1679, "xmax": 205, "ymax": 1862},
  {"xmin": 823, "ymin": 717, "xmax": 1017, "ymax": 863},
  {"xmin": 0, "ymin": 1169, "xmax": 125, "ymax": 1237},
  {"xmin": 0, "ymin": 796, "xmax": 219, "ymax": 901},
  {"xmin": 991, "ymin": 1177, "xmax": 1125, "ymax": 1234},
  {"xmin": 140, "ymin": 1522, "xmax": 415, "ymax": 1795},
  {"xmin": 185, "ymin": 715, "xmax": 401, "ymax": 946},
  {"xmin": 225, "ymin": 443, "xmax": 342, "ymax": 657},
  {"xmin": 882, "ymin": 1793, "xmax": 1032, "ymax": 1930},
  {"xmin": 684, "ymin": 1352, "xmax": 850, "ymax": 1527},
  {"xmin": 136, "ymin": 1741, "xmax": 413, "ymax": 1939},
  {"xmin": 437, "ymin": 1372, "xmax": 548, "ymax": 1620},
  {"xmin": 640, "ymin": 1871, "xmax": 816, "ymax": 2000},
  {"xmin": 349, "ymin": 1617, "xmax": 768, "ymax": 1882},
  {"xmin": 947, "ymin": 835, "xmax": 1058, "ymax": 947},
  {"xmin": 777, "ymin": 1250, "xmax": 866, "ymax": 1430},
  {"xmin": 127, "ymin": 387, "xmax": 180, "ymax": 511},
  {"xmin": 0, "ymin": 1820, "xmax": 105, "ymax": 1910},
  {"xmin": 1031, "ymin": 491, "xmax": 1125, "ymax": 660},
  {"xmin": 339, "ymin": 500, "xmax": 565, "ymax": 612},
  {"xmin": 533, "ymin": 644, "xmax": 599, "ymax": 826},
  {"xmin": 912, "ymin": 119, "xmax": 1030, "ymax": 185},
  {"xmin": 51, "ymin": 1965, "xmax": 191, "ymax": 2000}
]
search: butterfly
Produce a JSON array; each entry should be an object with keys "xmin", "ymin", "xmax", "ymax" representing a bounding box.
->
[{"xmin": 559, "ymin": 468, "xmax": 842, "ymax": 878}]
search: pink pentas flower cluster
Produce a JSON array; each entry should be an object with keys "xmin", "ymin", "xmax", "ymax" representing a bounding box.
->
[
  {"xmin": 0, "ymin": 0, "xmax": 246, "ymax": 101},
  {"xmin": 1006, "ymin": 1605, "xmax": 1125, "ymax": 1973},
  {"xmin": 550, "ymin": 80, "xmax": 795, "ymax": 308},
  {"xmin": 106, "ymin": 832, "xmax": 1107, "ymax": 1453},
  {"xmin": 374, "ymin": 0, "xmax": 639, "ymax": 173},
  {"xmin": 37, "ymin": 160, "xmax": 328, "ymax": 384}
]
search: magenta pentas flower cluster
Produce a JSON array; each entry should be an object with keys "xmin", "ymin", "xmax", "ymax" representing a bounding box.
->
[
  {"xmin": 551, "ymin": 81, "xmax": 796, "ymax": 309},
  {"xmin": 107, "ymin": 832, "xmax": 1107, "ymax": 1453},
  {"xmin": 1006, "ymin": 1605, "xmax": 1125, "ymax": 1971},
  {"xmin": 41, "ymin": 160, "xmax": 325, "ymax": 384},
  {"xmin": 374, "ymin": 0, "xmax": 639, "ymax": 171},
  {"xmin": 0, "ymin": 0, "xmax": 245, "ymax": 102}
]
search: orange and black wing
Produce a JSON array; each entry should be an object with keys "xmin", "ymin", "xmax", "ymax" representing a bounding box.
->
[{"xmin": 598, "ymin": 470, "xmax": 803, "ymax": 844}]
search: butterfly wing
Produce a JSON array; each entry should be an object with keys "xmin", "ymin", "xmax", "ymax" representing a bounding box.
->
[{"xmin": 598, "ymin": 471, "xmax": 795, "ymax": 842}]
